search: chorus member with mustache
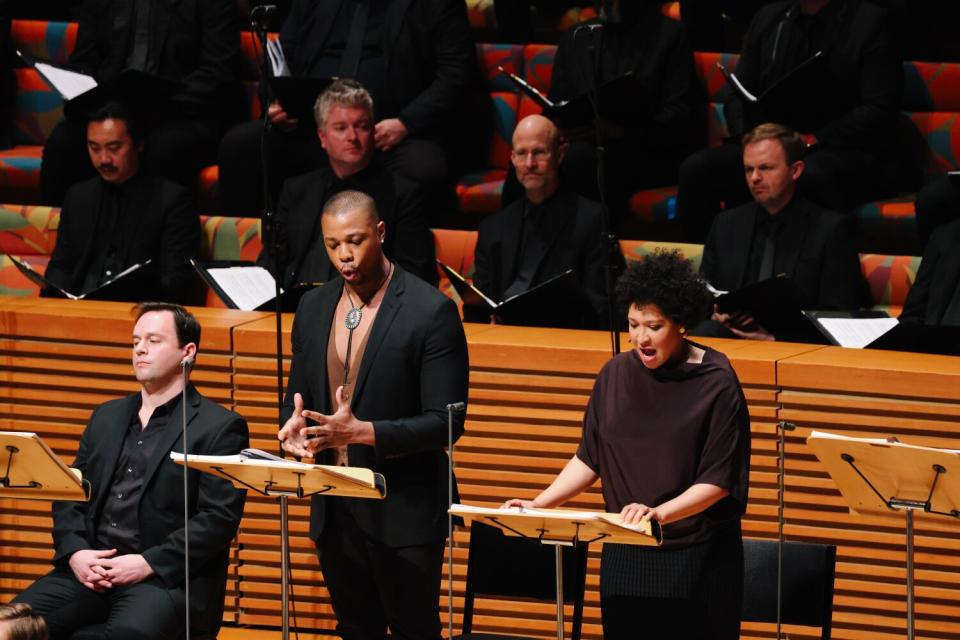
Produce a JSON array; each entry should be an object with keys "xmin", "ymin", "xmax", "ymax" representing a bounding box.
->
[
  {"xmin": 695, "ymin": 123, "xmax": 870, "ymax": 341},
  {"xmin": 13, "ymin": 303, "xmax": 249, "ymax": 639},
  {"xmin": 504, "ymin": 250, "xmax": 750, "ymax": 639},
  {"xmin": 278, "ymin": 190, "xmax": 469, "ymax": 639},
  {"xmin": 42, "ymin": 101, "xmax": 200, "ymax": 304}
]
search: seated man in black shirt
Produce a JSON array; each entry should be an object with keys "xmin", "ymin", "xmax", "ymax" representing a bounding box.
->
[
  {"xmin": 43, "ymin": 102, "xmax": 200, "ymax": 304},
  {"xmin": 257, "ymin": 79, "xmax": 436, "ymax": 292},
  {"xmin": 39, "ymin": 0, "xmax": 242, "ymax": 204},
  {"xmin": 695, "ymin": 123, "xmax": 871, "ymax": 341},
  {"xmin": 218, "ymin": 0, "xmax": 474, "ymax": 216},
  {"xmin": 13, "ymin": 302, "xmax": 248, "ymax": 640},
  {"xmin": 900, "ymin": 219, "xmax": 960, "ymax": 326},
  {"xmin": 470, "ymin": 114, "xmax": 617, "ymax": 330},
  {"xmin": 676, "ymin": 0, "xmax": 907, "ymax": 242}
]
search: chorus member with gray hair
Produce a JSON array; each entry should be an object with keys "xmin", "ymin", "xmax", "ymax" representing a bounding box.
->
[{"xmin": 256, "ymin": 79, "xmax": 436, "ymax": 293}]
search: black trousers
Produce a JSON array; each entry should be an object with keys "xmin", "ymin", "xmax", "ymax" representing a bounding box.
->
[
  {"xmin": 316, "ymin": 504, "xmax": 445, "ymax": 640},
  {"xmin": 40, "ymin": 116, "xmax": 221, "ymax": 205},
  {"xmin": 13, "ymin": 568, "xmax": 183, "ymax": 640},
  {"xmin": 676, "ymin": 142, "xmax": 899, "ymax": 242},
  {"xmin": 217, "ymin": 120, "xmax": 451, "ymax": 219}
]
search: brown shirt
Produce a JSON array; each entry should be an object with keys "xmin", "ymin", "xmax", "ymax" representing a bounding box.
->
[
  {"xmin": 576, "ymin": 344, "xmax": 750, "ymax": 548},
  {"xmin": 325, "ymin": 268, "xmax": 394, "ymax": 465}
]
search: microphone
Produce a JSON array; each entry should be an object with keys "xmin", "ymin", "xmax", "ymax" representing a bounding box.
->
[
  {"xmin": 180, "ymin": 356, "xmax": 195, "ymax": 370},
  {"xmin": 445, "ymin": 401, "xmax": 466, "ymax": 412}
]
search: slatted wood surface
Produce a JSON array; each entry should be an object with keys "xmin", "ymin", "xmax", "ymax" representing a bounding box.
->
[{"xmin": 1, "ymin": 298, "xmax": 959, "ymax": 639}]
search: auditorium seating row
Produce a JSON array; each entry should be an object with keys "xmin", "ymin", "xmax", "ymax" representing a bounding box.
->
[
  {"xmin": 1, "ymin": 298, "xmax": 959, "ymax": 639},
  {"xmin": 3, "ymin": 18, "xmax": 960, "ymax": 255},
  {"xmin": 0, "ymin": 203, "xmax": 921, "ymax": 316}
]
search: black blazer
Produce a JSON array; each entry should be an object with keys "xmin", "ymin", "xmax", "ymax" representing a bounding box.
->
[
  {"xmin": 279, "ymin": 0, "xmax": 474, "ymax": 136},
  {"xmin": 701, "ymin": 196, "xmax": 871, "ymax": 310},
  {"xmin": 283, "ymin": 267, "xmax": 469, "ymax": 547},
  {"xmin": 725, "ymin": 0, "xmax": 901, "ymax": 156},
  {"xmin": 44, "ymin": 174, "xmax": 200, "ymax": 303},
  {"xmin": 257, "ymin": 164, "xmax": 437, "ymax": 289},
  {"xmin": 900, "ymin": 219, "xmax": 960, "ymax": 326},
  {"xmin": 51, "ymin": 385, "xmax": 248, "ymax": 635},
  {"xmin": 69, "ymin": 0, "xmax": 242, "ymax": 118},
  {"xmin": 471, "ymin": 189, "xmax": 616, "ymax": 329}
]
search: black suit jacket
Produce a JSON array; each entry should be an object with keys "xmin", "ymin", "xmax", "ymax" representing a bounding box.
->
[
  {"xmin": 725, "ymin": 0, "xmax": 901, "ymax": 157},
  {"xmin": 69, "ymin": 0, "xmax": 242, "ymax": 118},
  {"xmin": 51, "ymin": 385, "xmax": 248, "ymax": 635},
  {"xmin": 900, "ymin": 219, "xmax": 960, "ymax": 326},
  {"xmin": 701, "ymin": 196, "xmax": 871, "ymax": 310},
  {"xmin": 471, "ymin": 189, "xmax": 616, "ymax": 329},
  {"xmin": 279, "ymin": 0, "xmax": 473, "ymax": 136},
  {"xmin": 283, "ymin": 267, "xmax": 469, "ymax": 547},
  {"xmin": 44, "ymin": 174, "xmax": 200, "ymax": 303},
  {"xmin": 257, "ymin": 164, "xmax": 437, "ymax": 289}
]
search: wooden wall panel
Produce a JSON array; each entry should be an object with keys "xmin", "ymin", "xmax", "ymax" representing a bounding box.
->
[{"xmin": 3, "ymin": 299, "xmax": 960, "ymax": 639}]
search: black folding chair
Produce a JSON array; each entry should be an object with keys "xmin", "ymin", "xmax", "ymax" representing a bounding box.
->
[
  {"xmin": 742, "ymin": 538, "xmax": 837, "ymax": 640},
  {"xmin": 455, "ymin": 522, "xmax": 589, "ymax": 640}
]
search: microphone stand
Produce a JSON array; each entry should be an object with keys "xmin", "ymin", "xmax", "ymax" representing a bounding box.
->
[
  {"xmin": 577, "ymin": 23, "xmax": 619, "ymax": 358},
  {"xmin": 776, "ymin": 421, "xmax": 795, "ymax": 640},
  {"xmin": 250, "ymin": 6, "xmax": 286, "ymax": 452},
  {"xmin": 446, "ymin": 401, "xmax": 466, "ymax": 639},
  {"xmin": 180, "ymin": 358, "xmax": 194, "ymax": 640}
]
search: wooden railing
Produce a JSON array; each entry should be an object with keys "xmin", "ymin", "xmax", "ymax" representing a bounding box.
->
[{"xmin": 1, "ymin": 297, "xmax": 958, "ymax": 639}]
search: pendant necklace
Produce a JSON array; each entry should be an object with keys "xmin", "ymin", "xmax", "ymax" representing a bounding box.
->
[{"xmin": 342, "ymin": 263, "xmax": 393, "ymax": 389}]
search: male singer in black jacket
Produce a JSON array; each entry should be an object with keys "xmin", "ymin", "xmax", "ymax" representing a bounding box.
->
[
  {"xmin": 14, "ymin": 303, "xmax": 249, "ymax": 640},
  {"xmin": 279, "ymin": 190, "xmax": 469, "ymax": 639}
]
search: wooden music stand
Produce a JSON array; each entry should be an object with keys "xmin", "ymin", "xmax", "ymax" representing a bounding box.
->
[
  {"xmin": 807, "ymin": 430, "xmax": 960, "ymax": 640},
  {"xmin": 170, "ymin": 452, "xmax": 386, "ymax": 640},
  {"xmin": 450, "ymin": 503, "xmax": 662, "ymax": 640},
  {"xmin": 0, "ymin": 431, "xmax": 88, "ymax": 501}
]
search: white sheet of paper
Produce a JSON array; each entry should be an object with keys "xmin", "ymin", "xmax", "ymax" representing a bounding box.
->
[
  {"xmin": 207, "ymin": 265, "xmax": 279, "ymax": 311},
  {"xmin": 817, "ymin": 317, "xmax": 900, "ymax": 349},
  {"xmin": 35, "ymin": 62, "xmax": 97, "ymax": 100}
]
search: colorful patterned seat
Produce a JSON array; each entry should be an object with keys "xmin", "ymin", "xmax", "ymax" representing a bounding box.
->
[
  {"xmin": 619, "ymin": 239, "xmax": 704, "ymax": 272},
  {"xmin": 456, "ymin": 44, "xmax": 524, "ymax": 217},
  {"xmin": 0, "ymin": 203, "xmax": 59, "ymax": 295},
  {"xmin": 433, "ymin": 228, "xmax": 479, "ymax": 309},
  {"xmin": 859, "ymin": 253, "xmax": 922, "ymax": 317}
]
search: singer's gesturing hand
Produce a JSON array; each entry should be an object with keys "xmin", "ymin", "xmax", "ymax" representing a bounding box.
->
[
  {"xmin": 301, "ymin": 385, "xmax": 375, "ymax": 449},
  {"xmin": 278, "ymin": 392, "xmax": 311, "ymax": 457}
]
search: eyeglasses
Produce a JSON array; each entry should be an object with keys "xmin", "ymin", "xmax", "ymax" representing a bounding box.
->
[{"xmin": 511, "ymin": 148, "xmax": 552, "ymax": 161}]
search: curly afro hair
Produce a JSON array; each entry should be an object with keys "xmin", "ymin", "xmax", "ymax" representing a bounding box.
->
[{"xmin": 615, "ymin": 249, "xmax": 711, "ymax": 329}]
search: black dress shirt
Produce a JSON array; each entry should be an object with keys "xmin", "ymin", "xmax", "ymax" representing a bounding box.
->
[{"xmin": 95, "ymin": 393, "xmax": 182, "ymax": 555}]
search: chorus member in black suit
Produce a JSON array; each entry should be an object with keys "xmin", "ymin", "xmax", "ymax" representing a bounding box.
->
[
  {"xmin": 42, "ymin": 102, "xmax": 200, "ymax": 304},
  {"xmin": 695, "ymin": 123, "xmax": 871, "ymax": 341},
  {"xmin": 218, "ymin": 0, "xmax": 474, "ymax": 216},
  {"xmin": 506, "ymin": 251, "xmax": 750, "ymax": 640},
  {"xmin": 257, "ymin": 79, "xmax": 436, "ymax": 291},
  {"xmin": 472, "ymin": 114, "xmax": 617, "ymax": 329},
  {"xmin": 14, "ymin": 303, "xmax": 249, "ymax": 640},
  {"xmin": 900, "ymin": 219, "xmax": 960, "ymax": 326},
  {"xmin": 913, "ymin": 175, "xmax": 960, "ymax": 248},
  {"xmin": 278, "ymin": 190, "xmax": 469, "ymax": 639},
  {"xmin": 517, "ymin": 0, "xmax": 702, "ymax": 211},
  {"xmin": 677, "ymin": 0, "xmax": 906, "ymax": 242},
  {"xmin": 39, "ymin": 0, "xmax": 242, "ymax": 204}
]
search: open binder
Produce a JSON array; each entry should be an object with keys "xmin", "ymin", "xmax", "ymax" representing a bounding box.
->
[
  {"xmin": 190, "ymin": 259, "xmax": 321, "ymax": 312},
  {"xmin": 804, "ymin": 310, "xmax": 960, "ymax": 355},
  {"xmin": 439, "ymin": 261, "xmax": 586, "ymax": 328},
  {"xmin": 498, "ymin": 66, "xmax": 651, "ymax": 129},
  {"xmin": 711, "ymin": 274, "xmax": 826, "ymax": 342},
  {"xmin": 17, "ymin": 50, "xmax": 181, "ymax": 118},
  {"xmin": 7, "ymin": 254, "xmax": 153, "ymax": 301}
]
